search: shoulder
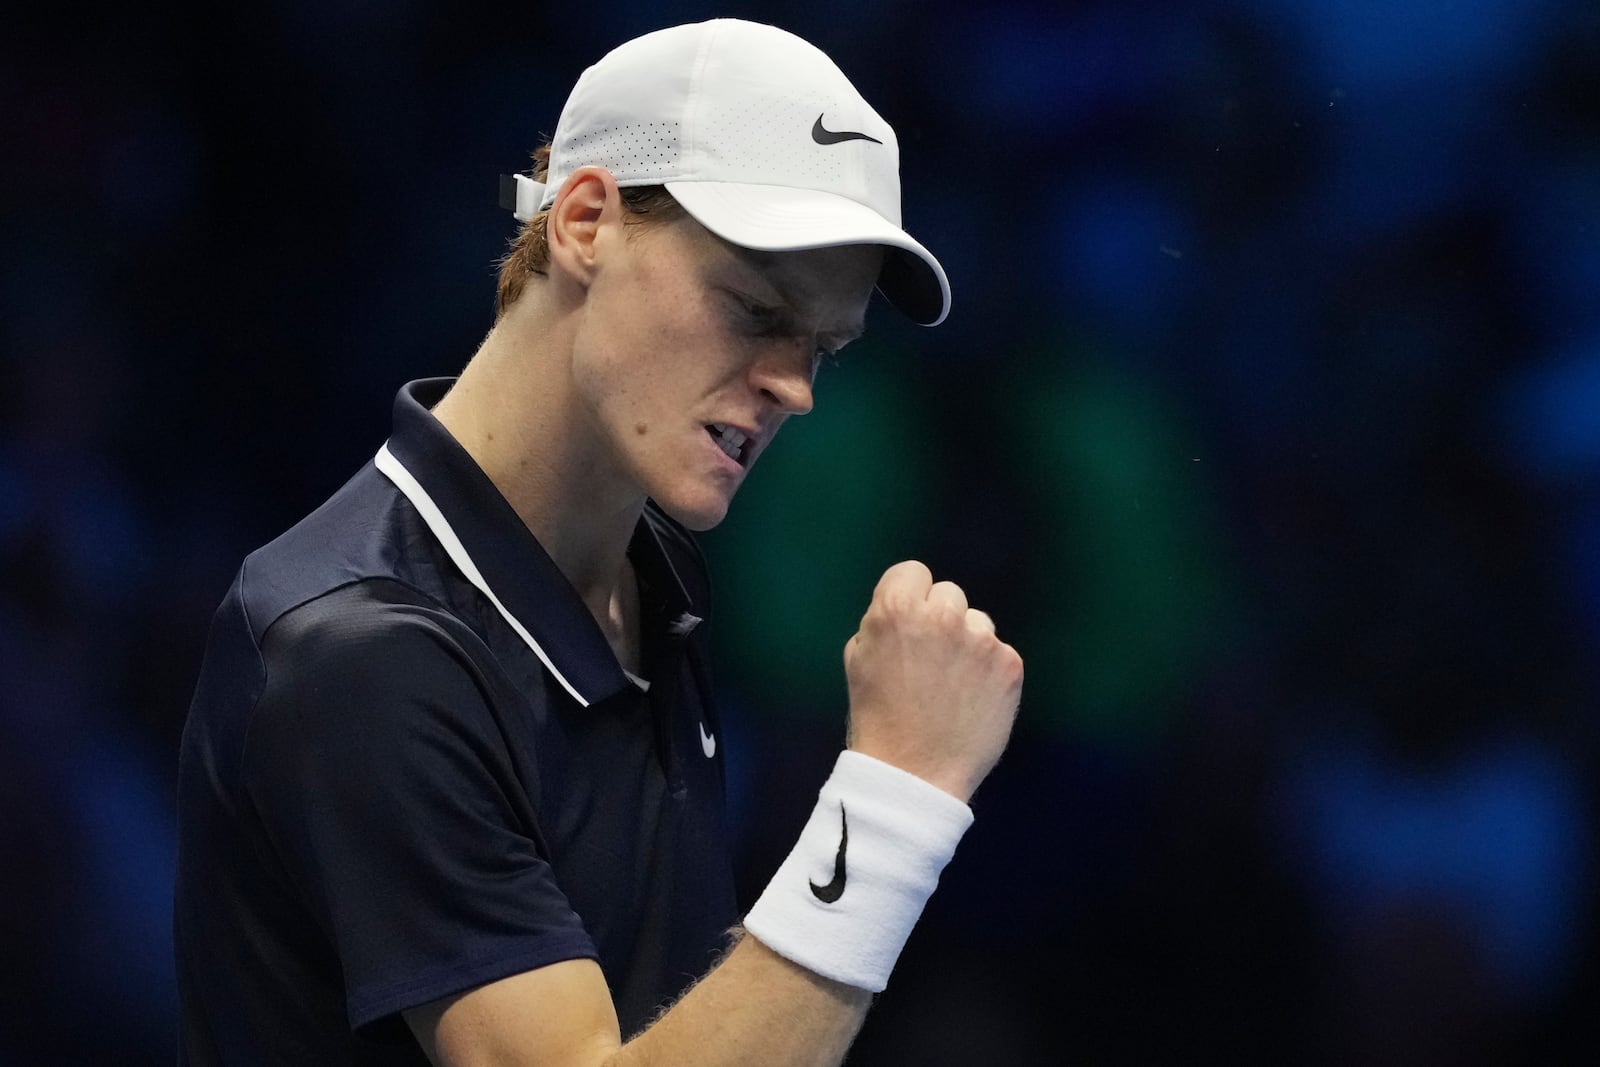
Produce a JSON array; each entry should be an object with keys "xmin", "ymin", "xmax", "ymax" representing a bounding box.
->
[
  {"xmin": 242, "ymin": 578, "xmax": 502, "ymax": 787},
  {"xmin": 239, "ymin": 459, "xmax": 439, "ymax": 637},
  {"xmin": 256, "ymin": 578, "xmax": 484, "ymax": 716},
  {"xmin": 241, "ymin": 578, "xmax": 513, "ymax": 807}
]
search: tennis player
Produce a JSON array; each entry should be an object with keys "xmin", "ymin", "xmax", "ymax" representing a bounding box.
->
[{"xmin": 175, "ymin": 19, "xmax": 1021, "ymax": 1066}]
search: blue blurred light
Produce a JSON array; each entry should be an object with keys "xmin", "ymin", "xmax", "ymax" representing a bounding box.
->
[
  {"xmin": 937, "ymin": 8, "xmax": 1159, "ymax": 136},
  {"xmin": 1047, "ymin": 175, "xmax": 1189, "ymax": 342},
  {"xmin": 1499, "ymin": 334, "xmax": 1600, "ymax": 482},
  {"xmin": 1245, "ymin": 0, "xmax": 1557, "ymax": 90},
  {"xmin": 1285, "ymin": 730, "xmax": 1588, "ymax": 1002}
]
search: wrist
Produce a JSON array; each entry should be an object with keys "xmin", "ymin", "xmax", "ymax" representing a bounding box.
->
[
  {"xmin": 742, "ymin": 750, "xmax": 974, "ymax": 992},
  {"xmin": 843, "ymin": 744, "xmax": 979, "ymax": 804}
]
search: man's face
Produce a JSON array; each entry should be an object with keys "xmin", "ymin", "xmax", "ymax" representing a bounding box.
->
[{"xmin": 569, "ymin": 214, "xmax": 883, "ymax": 530}]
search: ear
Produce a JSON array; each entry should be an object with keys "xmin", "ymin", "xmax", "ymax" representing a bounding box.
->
[{"xmin": 546, "ymin": 166, "xmax": 623, "ymax": 287}]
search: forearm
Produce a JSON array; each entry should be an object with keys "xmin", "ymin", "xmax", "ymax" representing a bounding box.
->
[
  {"xmin": 411, "ymin": 929, "xmax": 869, "ymax": 1067},
  {"xmin": 415, "ymin": 749, "xmax": 982, "ymax": 1067},
  {"xmin": 610, "ymin": 930, "xmax": 870, "ymax": 1067}
]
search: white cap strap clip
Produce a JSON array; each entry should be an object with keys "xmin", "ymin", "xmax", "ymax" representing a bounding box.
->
[{"xmin": 497, "ymin": 173, "xmax": 547, "ymax": 222}]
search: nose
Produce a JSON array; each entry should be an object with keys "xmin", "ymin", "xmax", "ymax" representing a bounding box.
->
[{"xmin": 749, "ymin": 344, "xmax": 815, "ymax": 416}]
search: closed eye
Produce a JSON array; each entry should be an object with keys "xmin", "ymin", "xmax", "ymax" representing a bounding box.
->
[
  {"xmin": 725, "ymin": 289, "xmax": 857, "ymax": 372},
  {"xmin": 727, "ymin": 290, "xmax": 782, "ymax": 330}
]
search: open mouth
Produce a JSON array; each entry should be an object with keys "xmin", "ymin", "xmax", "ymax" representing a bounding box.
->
[{"xmin": 707, "ymin": 423, "xmax": 750, "ymax": 466}]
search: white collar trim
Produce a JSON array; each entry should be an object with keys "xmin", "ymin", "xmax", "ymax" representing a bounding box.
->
[{"xmin": 375, "ymin": 443, "xmax": 590, "ymax": 708}]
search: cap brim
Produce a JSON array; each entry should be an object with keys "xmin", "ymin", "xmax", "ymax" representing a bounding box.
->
[{"xmin": 665, "ymin": 181, "xmax": 950, "ymax": 327}]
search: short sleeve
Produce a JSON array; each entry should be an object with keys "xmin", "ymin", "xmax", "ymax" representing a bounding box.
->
[{"xmin": 241, "ymin": 585, "xmax": 597, "ymax": 1030}]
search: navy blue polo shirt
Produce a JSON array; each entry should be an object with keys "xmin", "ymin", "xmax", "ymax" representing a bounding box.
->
[{"xmin": 175, "ymin": 378, "xmax": 737, "ymax": 1065}]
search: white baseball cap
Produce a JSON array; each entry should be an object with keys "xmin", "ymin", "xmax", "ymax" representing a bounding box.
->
[{"xmin": 503, "ymin": 18, "xmax": 951, "ymax": 326}]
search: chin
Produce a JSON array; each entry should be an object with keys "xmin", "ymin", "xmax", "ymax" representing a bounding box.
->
[{"xmin": 653, "ymin": 491, "xmax": 732, "ymax": 532}]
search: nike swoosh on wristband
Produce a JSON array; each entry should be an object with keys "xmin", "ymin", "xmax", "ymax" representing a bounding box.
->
[
  {"xmin": 809, "ymin": 803, "xmax": 849, "ymax": 903},
  {"xmin": 811, "ymin": 115, "xmax": 882, "ymax": 146},
  {"xmin": 699, "ymin": 722, "xmax": 717, "ymax": 759}
]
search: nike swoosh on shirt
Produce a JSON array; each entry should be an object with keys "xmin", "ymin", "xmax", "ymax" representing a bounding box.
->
[
  {"xmin": 811, "ymin": 115, "xmax": 882, "ymax": 146},
  {"xmin": 699, "ymin": 722, "xmax": 717, "ymax": 759},
  {"xmin": 809, "ymin": 803, "xmax": 848, "ymax": 903}
]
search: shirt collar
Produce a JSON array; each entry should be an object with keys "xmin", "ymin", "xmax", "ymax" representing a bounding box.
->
[{"xmin": 375, "ymin": 378, "xmax": 700, "ymax": 707}]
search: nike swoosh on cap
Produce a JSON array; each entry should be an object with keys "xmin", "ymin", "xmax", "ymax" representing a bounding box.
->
[
  {"xmin": 699, "ymin": 722, "xmax": 717, "ymax": 759},
  {"xmin": 811, "ymin": 115, "xmax": 882, "ymax": 146}
]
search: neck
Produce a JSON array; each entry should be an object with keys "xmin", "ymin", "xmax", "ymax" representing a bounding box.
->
[{"xmin": 431, "ymin": 292, "xmax": 642, "ymax": 625}]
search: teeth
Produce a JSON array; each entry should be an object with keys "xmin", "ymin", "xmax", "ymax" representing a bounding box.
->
[{"xmin": 709, "ymin": 423, "xmax": 749, "ymax": 463}]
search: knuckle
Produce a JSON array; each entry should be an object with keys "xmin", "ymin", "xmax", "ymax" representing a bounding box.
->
[
  {"xmin": 882, "ymin": 559, "xmax": 932, "ymax": 590},
  {"xmin": 871, "ymin": 592, "xmax": 912, "ymax": 623},
  {"xmin": 1002, "ymin": 646, "xmax": 1024, "ymax": 682},
  {"xmin": 862, "ymin": 617, "xmax": 895, "ymax": 646}
]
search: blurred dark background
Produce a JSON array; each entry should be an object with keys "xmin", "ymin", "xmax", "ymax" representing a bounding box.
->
[{"xmin": 4, "ymin": 0, "xmax": 1600, "ymax": 1063}]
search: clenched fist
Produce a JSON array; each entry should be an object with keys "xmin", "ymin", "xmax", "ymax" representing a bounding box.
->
[{"xmin": 843, "ymin": 561, "xmax": 1024, "ymax": 803}]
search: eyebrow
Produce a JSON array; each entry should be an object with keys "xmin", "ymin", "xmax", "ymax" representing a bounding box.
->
[{"xmin": 731, "ymin": 248, "xmax": 800, "ymax": 302}]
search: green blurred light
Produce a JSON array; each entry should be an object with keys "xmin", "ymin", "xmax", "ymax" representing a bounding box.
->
[
  {"xmin": 1017, "ymin": 345, "xmax": 1241, "ymax": 744},
  {"xmin": 703, "ymin": 344, "xmax": 935, "ymax": 719}
]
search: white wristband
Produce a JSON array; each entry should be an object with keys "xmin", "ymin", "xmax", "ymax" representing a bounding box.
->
[{"xmin": 743, "ymin": 750, "xmax": 975, "ymax": 992}]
